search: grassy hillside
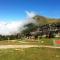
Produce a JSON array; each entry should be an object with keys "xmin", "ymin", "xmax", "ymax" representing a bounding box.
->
[{"xmin": 33, "ymin": 15, "xmax": 60, "ymax": 25}]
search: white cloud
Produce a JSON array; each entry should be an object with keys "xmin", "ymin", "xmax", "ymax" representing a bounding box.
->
[
  {"xmin": 25, "ymin": 11, "xmax": 36, "ymax": 18},
  {"xmin": 0, "ymin": 11, "xmax": 37, "ymax": 35},
  {"xmin": 0, "ymin": 21, "xmax": 22, "ymax": 35}
]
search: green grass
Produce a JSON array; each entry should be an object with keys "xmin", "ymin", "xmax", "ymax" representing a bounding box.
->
[
  {"xmin": 0, "ymin": 40, "xmax": 20, "ymax": 45},
  {"xmin": 0, "ymin": 47, "xmax": 60, "ymax": 60},
  {"xmin": 17, "ymin": 38, "xmax": 60, "ymax": 46},
  {"xmin": 0, "ymin": 38, "xmax": 60, "ymax": 45}
]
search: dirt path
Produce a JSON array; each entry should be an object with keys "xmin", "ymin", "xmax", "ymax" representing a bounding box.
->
[{"xmin": 0, "ymin": 45, "xmax": 60, "ymax": 49}]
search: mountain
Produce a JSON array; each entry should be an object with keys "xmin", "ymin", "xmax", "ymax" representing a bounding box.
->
[{"xmin": 33, "ymin": 15, "xmax": 60, "ymax": 25}]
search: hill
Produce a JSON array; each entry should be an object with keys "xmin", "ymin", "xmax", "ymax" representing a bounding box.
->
[{"xmin": 33, "ymin": 15, "xmax": 60, "ymax": 25}]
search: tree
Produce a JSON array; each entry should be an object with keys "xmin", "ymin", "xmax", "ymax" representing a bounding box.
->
[{"xmin": 22, "ymin": 23, "xmax": 38, "ymax": 35}]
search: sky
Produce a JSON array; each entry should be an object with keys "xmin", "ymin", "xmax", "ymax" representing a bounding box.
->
[
  {"xmin": 0, "ymin": 0, "xmax": 60, "ymax": 21},
  {"xmin": 0, "ymin": 0, "xmax": 60, "ymax": 35}
]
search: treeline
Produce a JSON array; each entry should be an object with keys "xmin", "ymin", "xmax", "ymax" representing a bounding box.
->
[
  {"xmin": 0, "ymin": 34, "xmax": 21, "ymax": 40},
  {"xmin": 21, "ymin": 22, "xmax": 60, "ymax": 39},
  {"xmin": 0, "ymin": 22, "xmax": 60, "ymax": 40}
]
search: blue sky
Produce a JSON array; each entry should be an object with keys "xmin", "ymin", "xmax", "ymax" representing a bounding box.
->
[{"xmin": 0, "ymin": 0, "xmax": 60, "ymax": 21}]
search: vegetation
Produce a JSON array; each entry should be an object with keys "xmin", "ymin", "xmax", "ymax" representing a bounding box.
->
[
  {"xmin": 33, "ymin": 15, "xmax": 60, "ymax": 24},
  {"xmin": 0, "ymin": 15, "xmax": 60, "ymax": 60},
  {"xmin": 22, "ymin": 23, "xmax": 38, "ymax": 35},
  {"xmin": 0, "ymin": 15, "xmax": 60, "ymax": 40},
  {"xmin": 0, "ymin": 47, "xmax": 60, "ymax": 60},
  {"xmin": 0, "ymin": 38, "xmax": 60, "ymax": 45}
]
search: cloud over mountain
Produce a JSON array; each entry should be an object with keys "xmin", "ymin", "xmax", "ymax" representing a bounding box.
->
[{"xmin": 0, "ymin": 11, "xmax": 36, "ymax": 35}]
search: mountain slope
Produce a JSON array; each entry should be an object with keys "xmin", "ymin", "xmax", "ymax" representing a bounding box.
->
[{"xmin": 33, "ymin": 15, "xmax": 60, "ymax": 25}]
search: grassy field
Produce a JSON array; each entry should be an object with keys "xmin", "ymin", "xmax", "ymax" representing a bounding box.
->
[
  {"xmin": 0, "ymin": 47, "xmax": 60, "ymax": 60},
  {"xmin": 0, "ymin": 38, "xmax": 60, "ymax": 45},
  {"xmin": 0, "ymin": 38, "xmax": 60, "ymax": 60}
]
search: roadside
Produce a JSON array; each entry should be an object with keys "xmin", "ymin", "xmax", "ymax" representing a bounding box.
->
[{"xmin": 0, "ymin": 45, "xmax": 60, "ymax": 49}]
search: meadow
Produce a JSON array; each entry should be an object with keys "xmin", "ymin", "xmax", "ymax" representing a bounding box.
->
[
  {"xmin": 0, "ymin": 47, "xmax": 60, "ymax": 60},
  {"xmin": 0, "ymin": 38, "xmax": 60, "ymax": 60},
  {"xmin": 0, "ymin": 38, "xmax": 60, "ymax": 45}
]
